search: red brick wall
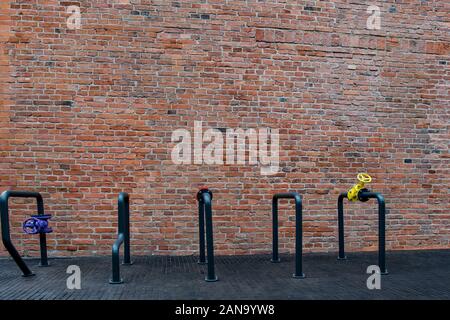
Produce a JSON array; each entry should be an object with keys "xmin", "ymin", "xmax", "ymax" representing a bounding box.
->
[
  {"xmin": 0, "ymin": 1, "xmax": 13, "ymax": 225},
  {"xmin": 1, "ymin": 0, "xmax": 449, "ymax": 258}
]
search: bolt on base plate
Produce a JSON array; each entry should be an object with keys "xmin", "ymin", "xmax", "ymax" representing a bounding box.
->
[
  {"xmin": 205, "ymin": 276, "xmax": 219, "ymax": 282},
  {"xmin": 22, "ymin": 273, "xmax": 35, "ymax": 278},
  {"xmin": 109, "ymin": 278, "xmax": 124, "ymax": 284}
]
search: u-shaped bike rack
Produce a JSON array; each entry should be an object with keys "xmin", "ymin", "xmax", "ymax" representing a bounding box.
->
[
  {"xmin": 0, "ymin": 186, "xmax": 388, "ymax": 284},
  {"xmin": 272, "ymin": 192, "xmax": 305, "ymax": 279},
  {"xmin": 337, "ymin": 190, "xmax": 388, "ymax": 275},
  {"xmin": 110, "ymin": 192, "xmax": 133, "ymax": 284},
  {"xmin": 0, "ymin": 190, "xmax": 50, "ymax": 277},
  {"xmin": 197, "ymin": 187, "xmax": 218, "ymax": 282}
]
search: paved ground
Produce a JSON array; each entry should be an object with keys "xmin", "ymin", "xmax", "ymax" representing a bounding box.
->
[{"xmin": 0, "ymin": 250, "xmax": 449, "ymax": 300}]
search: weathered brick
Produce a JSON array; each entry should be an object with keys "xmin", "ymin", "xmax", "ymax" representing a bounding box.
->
[{"xmin": 0, "ymin": 0, "xmax": 448, "ymax": 258}]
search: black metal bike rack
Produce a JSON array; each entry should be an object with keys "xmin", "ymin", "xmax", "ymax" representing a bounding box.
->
[
  {"xmin": 0, "ymin": 190, "xmax": 50, "ymax": 277},
  {"xmin": 110, "ymin": 192, "xmax": 133, "ymax": 284},
  {"xmin": 337, "ymin": 189, "xmax": 388, "ymax": 274},
  {"xmin": 272, "ymin": 192, "xmax": 305, "ymax": 279},
  {"xmin": 197, "ymin": 187, "xmax": 218, "ymax": 282}
]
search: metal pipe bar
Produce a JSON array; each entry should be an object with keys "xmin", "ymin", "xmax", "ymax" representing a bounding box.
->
[
  {"xmin": 110, "ymin": 233, "xmax": 125, "ymax": 284},
  {"xmin": 198, "ymin": 201, "xmax": 206, "ymax": 264},
  {"xmin": 110, "ymin": 193, "xmax": 132, "ymax": 284},
  {"xmin": 359, "ymin": 191, "xmax": 387, "ymax": 275},
  {"xmin": 337, "ymin": 190, "xmax": 388, "ymax": 275},
  {"xmin": 0, "ymin": 190, "xmax": 49, "ymax": 276},
  {"xmin": 337, "ymin": 192, "xmax": 347, "ymax": 260},
  {"xmin": 197, "ymin": 188, "xmax": 218, "ymax": 282},
  {"xmin": 272, "ymin": 192, "xmax": 305, "ymax": 279},
  {"xmin": 119, "ymin": 192, "xmax": 132, "ymax": 265},
  {"xmin": 203, "ymin": 192, "xmax": 218, "ymax": 282}
]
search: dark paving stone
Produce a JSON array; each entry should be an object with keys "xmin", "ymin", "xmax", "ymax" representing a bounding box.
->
[{"xmin": 0, "ymin": 250, "xmax": 449, "ymax": 300}]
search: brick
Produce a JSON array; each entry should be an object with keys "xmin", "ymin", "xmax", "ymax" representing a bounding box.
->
[{"xmin": 0, "ymin": 0, "xmax": 448, "ymax": 259}]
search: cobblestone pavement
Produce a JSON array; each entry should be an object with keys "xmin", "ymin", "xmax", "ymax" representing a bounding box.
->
[{"xmin": 0, "ymin": 250, "xmax": 449, "ymax": 300}]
